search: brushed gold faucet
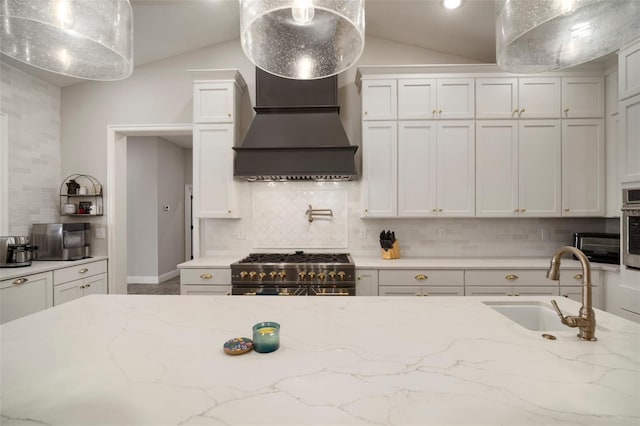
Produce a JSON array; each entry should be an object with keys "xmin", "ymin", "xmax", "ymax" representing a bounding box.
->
[{"xmin": 546, "ymin": 246, "xmax": 597, "ymax": 341}]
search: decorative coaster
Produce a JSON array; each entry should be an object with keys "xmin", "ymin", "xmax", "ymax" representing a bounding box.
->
[{"xmin": 223, "ymin": 337, "xmax": 254, "ymax": 355}]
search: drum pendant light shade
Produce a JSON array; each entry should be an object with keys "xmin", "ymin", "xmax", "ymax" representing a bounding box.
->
[
  {"xmin": 496, "ymin": 0, "xmax": 640, "ymax": 73},
  {"xmin": 240, "ymin": 0, "xmax": 365, "ymax": 80},
  {"xmin": 0, "ymin": 0, "xmax": 134, "ymax": 81}
]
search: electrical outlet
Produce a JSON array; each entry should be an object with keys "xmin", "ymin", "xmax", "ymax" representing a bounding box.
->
[
  {"xmin": 359, "ymin": 227, "xmax": 367, "ymax": 239},
  {"xmin": 95, "ymin": 227, "xmax": 106, "ymax": 239},
  {"xmin": 237, "ymin": 230, "xmax": 246, "ymax": 240}
]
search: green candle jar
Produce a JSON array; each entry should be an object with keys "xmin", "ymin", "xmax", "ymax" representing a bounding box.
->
[{"xmin": 252, "ymin": 322, "xmax": 280, "ymax": 353}]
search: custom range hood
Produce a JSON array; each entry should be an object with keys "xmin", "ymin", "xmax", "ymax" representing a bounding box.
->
[{"xmin": 233, "ymin": 68, "xmax": 357, "ymax": 181}]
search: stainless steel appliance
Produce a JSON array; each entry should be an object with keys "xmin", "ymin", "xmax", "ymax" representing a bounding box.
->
[
  {"xmin": 622, "ymin": 187, "xmax": 640, "ymax": 269},
  {"xmin": 572, "ymin": 232, "xmax": 620, "ymax": 265},
  {"xmin": 0, "ymin": 236, "xmax": 36, "ymax": 267},
  {"xmin": 231, "ymin": 252, "xmax": 355, "ymax": 296},
  {"xmin": 32, "ymin": 223, "xmax": 91, "ymax": 261}
]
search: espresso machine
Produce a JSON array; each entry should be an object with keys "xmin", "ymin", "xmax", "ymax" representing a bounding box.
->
[{"xmin": 0, "ymin": 236, "xmax": 37, "ymax": 268}]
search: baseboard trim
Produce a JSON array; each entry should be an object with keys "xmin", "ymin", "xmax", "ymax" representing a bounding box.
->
[{"xmin": 128, "ymin": 269, "xmax": 180, "ymax": 284}]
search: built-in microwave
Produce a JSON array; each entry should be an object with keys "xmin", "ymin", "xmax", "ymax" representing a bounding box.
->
[
  {"xmin": 32, "ymin": 223, "xmax": 90, "ymax": 261},
  {"xmin": 622, "ymin": 188, "xmax": 640, "ymax": 269}
]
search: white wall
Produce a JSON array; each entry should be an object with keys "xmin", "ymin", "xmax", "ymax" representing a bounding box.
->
[
  {"xmin": 1, "ymin": 62, "xmax": 61, "ymax": 236},
  {"xmin": 127, "ymin": 136, "xmax": 187, "ymax": 282}
]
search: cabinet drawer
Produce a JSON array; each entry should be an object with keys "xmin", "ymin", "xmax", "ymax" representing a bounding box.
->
[
  {"xmin": 559, "ymin": 269, "xmax": 601, "ymax": 286},
  {"xmin": 378, "ymin": 269, "xmax": 464, "ymax": 286},
  {"xmin": 181, "ymin": 284, "xmax": 231, "ymax": 295},
  {"xmin": 465, "ymin": 269, "xmax": 548, "ymax": 286},
  {"xmin": 180, "ymin": 268, "xmax": 231, "ymax": 285},
  {"xmin": 54, "ymin": 260, "xmax": 107, "ymax": 285}
]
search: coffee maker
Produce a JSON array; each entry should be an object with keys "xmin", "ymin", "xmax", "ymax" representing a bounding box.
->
[{"xmin": 0, "ymin": 236, "xmax": 37, "ymax": 268}]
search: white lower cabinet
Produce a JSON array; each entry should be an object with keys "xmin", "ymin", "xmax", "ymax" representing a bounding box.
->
[
  {"xmin": 53, "ymin": 260, "xmax": 108, "ymax": 306},
  {"xmin": 1, "ymin": 271, "xmax": 53, "ymax": 324},
  {"xmin": 378, "ymin": 269, "xmax": 464, "ymax": 296},
  {"xmin": 559, "ymin": 269, "xmax": 603, "ymax": 310},
  {"xmin": 356, "ymin": 269, "xmax": 378, "ymax": 296},
  {"xmin": 180, "ymin": 268, "xmax": 231, "ymax": 295},
  {"xmin": 465, "ymin": 286, "xmax": 559, "ymax": 297}
]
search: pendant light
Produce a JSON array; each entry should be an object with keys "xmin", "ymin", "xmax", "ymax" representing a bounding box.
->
[
  {"xmin": 496, "ymin": 0, "xmax": 640, "ymax": 73},
  {"xmin": 0, "ymin": 0, "xmax": 134, "ymax": 81},
  {"xmin": 240, "ymin": 0, "xmax": 365, "ymax": 80}
]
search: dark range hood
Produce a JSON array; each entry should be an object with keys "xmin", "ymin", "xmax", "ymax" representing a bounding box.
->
[{"xmin": 233, "ymin": 68, "xmax": 358, "ymax": 181}]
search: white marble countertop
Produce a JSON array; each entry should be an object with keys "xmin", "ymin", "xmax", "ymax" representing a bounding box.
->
[
  {"xmin": 178, "ymin": 255, "xmax": 620, "ymax": 272},
  {"xmin": 1, "ymin": 294, "xmax": 638, "ymax": 425},
  {"xmin": 0, "ymin": 256, "xmax": 109, "ymax": 281}
]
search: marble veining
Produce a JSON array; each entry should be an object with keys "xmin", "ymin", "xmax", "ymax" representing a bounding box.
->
[{"xmin": 1, "ymin": 295, "xmax": 638, "ymax": 425}]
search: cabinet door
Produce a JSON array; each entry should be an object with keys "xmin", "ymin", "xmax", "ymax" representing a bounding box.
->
[
  {"xmin": 476, "ymin": 121, "xmax": 519, "ymax": 217},
  {"xmin": 562, "ymin": 77, "xmax": 604, "ymax": 118},
  {"xmin": 83, "ymin": 273, "xmax": 108, "ymax": 296},
  {"xmin": 436, "ymin": 121, "xmax": 475, "ymax": 216},
  {"xmin": 518, "ymin": 78, "xmax": 561, "ymax": 118},
  {"xmin": 476, "ymin": 78, "xmax": 519, "ymax": 119},
  {"xmin": 356, "ymin": 269, "xmax": 378, "ymax": 296},
  {"xmin": 618, "ymin": 38, "xmax": 640, "ymax": 100},
  {"xmin": 180, "ymin": 284, "xmax": 231, "ymax": 295},
  {"xmin": 561, "ymin": 119, "xmax": 605, "ymax": 216},
  {"xmin": 193, "ymin": 82, "xmax": 234, "ymax": 123},
  {"xmin": 379, "ymin": 286, "xmax": 421, "ymax": 296},
  {"xmin": 398, "ymin": 121, "xmax": 437, "ymax": 217},
  {"xmin": 193, "ymin": 123, "xmax": 238, "ymax": 218},
  {"xmin": 436, "ymin": 78, "xmax": 475, "ymax": 119},
  {"xmin": 518, "ymin": 120, "xmax": 561, "ymax": 217},
  {"xmin": 362, "ymin": 121, "xmax": 397, "ymax": 217},
  {"xmin": 619, "ymin": 95, "xmax": 640, "ymax": 183},
  {"xmin": 54, "ymin": 279, "xmax": 84, "ymax": 306},
  {"xmin": 362, "ymin": 80, "xmax": 397, "ymax": 120},
  {"xmin": 398, "ymin": 79, "xmax": 436, "ymax": 120},
  {"xmin": 1, "ymin": 272, "xmax": 53, "ymax": 324}
]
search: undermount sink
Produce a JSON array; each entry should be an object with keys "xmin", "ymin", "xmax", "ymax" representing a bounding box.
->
[{"xmin": 483, "ymin": 301, "xmax": 568, "ymax": 331}]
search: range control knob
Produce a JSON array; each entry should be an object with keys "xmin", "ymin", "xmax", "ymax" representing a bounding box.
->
[
  {"xmin": 278, "ymin": 271, "xmax": 286, "ymax": 280},
  {"xmin": 249, "ymin": 271, "xmax": 257, "ymax": 280},
  {"xmin": 308, "ymin": 272, "xmax": 316, "ymax": 280},
  {"xmin": 298, "ymin": 271, "xmax": 307, "ymax": 281},
  {"xmin": 269, "ymin": 271, "xmax": 278, "ymax": 280},
  {"xmin": 318, "ymin": 273, "xmax": 326, "ymax": 281},
  {"xmin": 328, "ymin": 271, "xmax": 336, "ymax": 280},
  {"xmin": 338, "ymin": 271, "xmax": 346, "ymax": 281},
  {"xmin": 258, "ymin": 272, "xmax": 267, "ymax": 281},
  {"xmin": 240, "ymin": 271, "xmax": 249, "ymax": 280}
]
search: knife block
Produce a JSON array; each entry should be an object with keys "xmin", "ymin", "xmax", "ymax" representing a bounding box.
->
[{"xmin": 381, "ymin": 240, "xmax": 401, "ymax": 260}]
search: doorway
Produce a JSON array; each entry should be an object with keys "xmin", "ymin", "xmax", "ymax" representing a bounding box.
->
[{"xmin": 107, "ymin": 124, "xmax": 196, "ymax": 295}]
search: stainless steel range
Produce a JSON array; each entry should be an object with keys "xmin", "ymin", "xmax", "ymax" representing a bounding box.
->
[{"xmin": 231, "ymin": 252, "xmax": 355, "ymax": 296}]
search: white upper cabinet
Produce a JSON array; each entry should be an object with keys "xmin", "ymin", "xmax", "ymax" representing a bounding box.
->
[
  {"xmin": 476, "ymin": 77, "xmax": 560, "ymax": 119},
  {"xmin": 561, "ymin": 119, "xmax": 605, "ymax": 216},
  {"xmin": 398, "ymin": 121, "xmax": 436, "ymax": 216},
  {"xmin": 398, "ymin": 78, "xmax": 474, "ymax": 120},
  {"xmin": 362, "ymin": 80, "xmax": 398, "ymax": 120},
  {"xmin": 618, "ymin": 38, "xmax": 640, "ymax": 100},
  {"xmin": 561, "ymin": 77, "xmax": 605, "ymax": 118},
  {"xmin": 193, "ymin": 82, "xmax": 235, "ymax": 123},
  {"xmin": 362, "ymin": 121, "xmax": 398, "ymax": 217},
  {"xmin": 619, "ymin": 95, "xmax": 640, "ymax": 183},
  {"xmin": 436, "ymin": 121, "xmax": 475, "ymax": 215},
  {"xmin": 518, "ymin": 120, "xmax": 562, "ymax": 217},
  {"xmin": 476, "ymin": 120, "xmax": 561, "ymax": 217}
]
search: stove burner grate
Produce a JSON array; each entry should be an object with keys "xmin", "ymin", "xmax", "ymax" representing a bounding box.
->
[{"xmin": 238, "ymin": 252, "xmax": 351, "ymax": 264}]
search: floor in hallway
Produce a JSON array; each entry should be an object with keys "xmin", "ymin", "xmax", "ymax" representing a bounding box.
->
[{"xmin": 127, "ymin": 277, "xmax": 180, "ymax": 295}]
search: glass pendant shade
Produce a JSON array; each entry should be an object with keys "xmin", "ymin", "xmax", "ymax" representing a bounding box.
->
[
  {"xmin": 496, "ymin": 0, "xmax": 640, "ymax": 73},
  {"xmin": 0, "ymin": 0, "xmax": 134, "ymax": 81},
  {"xmin": 240, "ymin": 0, "xmax": 365, "ymax": 80}
]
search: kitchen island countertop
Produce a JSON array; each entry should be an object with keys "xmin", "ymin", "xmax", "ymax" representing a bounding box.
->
[{"xmin": 1, "ymin": 294, "xmax": 638, "ymax": 425}]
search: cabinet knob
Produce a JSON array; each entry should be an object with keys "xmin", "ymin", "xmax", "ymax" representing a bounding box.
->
[
  {"xmin": 513, "ymin": 109, "xmax": 519, "ymax": 114},
  {"xmin": 573, "ymin": 274, "xmax": 583, "ymax": 281},
  {"xmin": 564, "ymin": 108, "xmax": 570, "ymax": 113},
  {"xmin": 364, "ymin": 111, "xmax": 368, "ymax": 115},
  {"xmin": 564, "ymin": 208, "xmax": 570, "ymax": 212},
  {"xmin": 79, "ymin": 268, "xmax": 88, "ymax": 274},
  {"xmin": 514, "ymin": 209, "xmax": 519, "ymax": 213},
  {"xmin": 513, "ymin": 292, "xmax": 520, "ymax": 296},
  {"xmin": 424, "ymin": 292, "xmax": 429, "ymax": 297},
  {"xmin": 200, "ymin": 273, "xmax": 213, "ymax": 279},
  {"xmin": 438, "ymin": 209, "xmax": 443, "ymax": 212},
  {"xmin": 438, "ymin": 109, "xmax": 442, "ymax": 114},
  {"xmin": 563, "ymin": 293, "xmax": 569, "ymax": 298},
  {"xmin": 432, "ymin": 208, "xmax": 437, "ymax": 212},
  {"xmin": 415, "ymin": 274, "xmax": 428, "ymax": 280},
  {"xmin": 86, "ymin": 284, "xmax": 91, "ymax": 288},
  {"xmin": 520, "ymin": 108, "xmax": 525, "ymax": 113},
  {"xmin": 228, "ymin": 113, "xmax": 231, "ymax": 118},
  {"xmin": 520, "ymin": 209, "xmax": 526, "ymax": 213},
  {"xmin": 364, "ymin": 209, "xmax": 368, "ymax": 212},
  {"xmin": 505, "ymin": 274, "xmax": 519, "ymax": 281},
  {"xmin": 432, "ymin": 109, "xmax": 437, "ymax": 114},
  {"xmin": 80, "ymin": 285, "xmax": 85, "ymax": 289},
  {"xmin": 12, "ymin": 277, "xmax": 28, "ymax": 285}
]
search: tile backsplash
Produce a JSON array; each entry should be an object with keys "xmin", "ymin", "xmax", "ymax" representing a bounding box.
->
[{"xmin": 202, "ymin": 181, "xmax": 608, "ymax": 258}]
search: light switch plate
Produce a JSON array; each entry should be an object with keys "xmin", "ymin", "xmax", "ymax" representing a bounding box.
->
[{"xmin": 95, "ymin": 227, "xmax": 106, "ymax": 239}]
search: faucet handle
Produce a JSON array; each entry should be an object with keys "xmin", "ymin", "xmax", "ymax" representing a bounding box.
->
[{"xmin": 550, "ymin": 300, "xmax": 578, "ymax": 327}]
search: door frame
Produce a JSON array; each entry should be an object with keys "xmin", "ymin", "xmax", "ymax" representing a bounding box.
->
[
  {"xmin": 0, "ymin": 113, "xmax": 8, "ymax": 235},
  {"xmin": 185, "ymin": 184, "xmax": 193, "ymax": 261},
  {"xmin": 107, "ymin": 124, "xmax": 194, "ymax": 295}
]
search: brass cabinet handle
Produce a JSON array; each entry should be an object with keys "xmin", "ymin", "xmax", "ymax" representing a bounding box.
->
[
  {"xmin": 563, "ymin": 293, "xmax": 569, "ymax": 298},
  {"xmin": 438, "ymin": 109, "xmax": 442, "ymax": 114},
  {"xmin": 80, "ymin": 285, "xmax": 85, "ymax": 289},
  {"xmin": 86, "ymin": 284, "xmax": 91, "ymax": 288},
  {"xmin": 226, "ymin": 292, "xmax": 231, "ymax": 296},
  {"xmin": 513, "ymin": 108, "xmax": 519, "ymax": 114},
  {"xmin": 564, "ymin": 208, "xmax": 570, "ymax": 212},
  {"xmin": 432, "ymin": 109, "xmax": 438, "ymax": 114},
  {"xmin": 200, "ymin": 273, "xmax": 213, "ymax": 279},
  {"xmin": 564, "ymin": 108, "xmax": 570, "ymax": 113},
  {"xmin": 513, "ymin": 292, "xmax": 520, "ymax": 296},
  {"xmin": 432, "ymin": 208, "xmax": 437, "ymax": 212},
  {"xmin": 520, "ymin": 209, "xmax": 526, "ymax": 213},
  {"xmin": 505, "ymin": 274, "xmax": 519, "ymax": 281},
  {"xmin": 228, "ymin": 113, "xmax": 231, "ymax": 117},
  {"xmin": 79, "ymin": 268, "xmax": 88, "ymax": 273},
  {"xmin": 12, "ymin": 277, "xmax": 28, "ymax": 285},
  {"xmin": 573, "ymin": 274, "xmax": 583, "ymax": 281},
  {"xmin": 520, "ymin": 108, "xmax": 525, "ymax": 113},
  {"xmin": 364, "ymin": 111, "xmax": 368, "ymax": 115},
  {"xmin": 415, "ymin": 274, "xmax": 428, "ymax": 280}
]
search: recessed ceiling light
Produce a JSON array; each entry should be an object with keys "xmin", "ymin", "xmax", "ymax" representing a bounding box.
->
[{"xmin": 443, "ymin": 0, "xmax": 463, "ymax": 9}]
